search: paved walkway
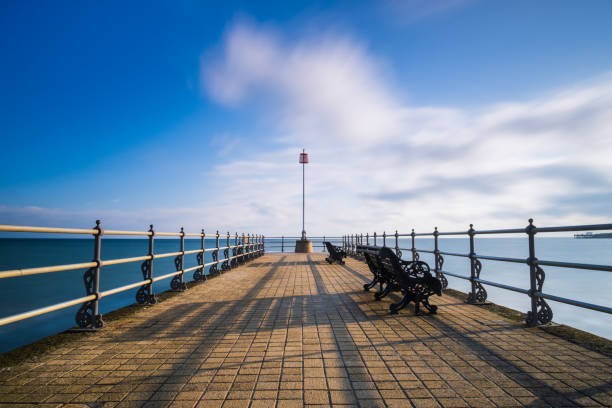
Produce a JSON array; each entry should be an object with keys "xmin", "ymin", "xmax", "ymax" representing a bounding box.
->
[{"xmin": 0, "ymin": 253, "xmax": 610, "ymax": 407}]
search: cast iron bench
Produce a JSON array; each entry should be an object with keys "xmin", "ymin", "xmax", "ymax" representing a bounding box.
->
[
  {"xmin": 356, "ymin": 244, "xmax": 387, "ymax": 292},
  {"xmin": 356, "ymin": 244, "xmax": 442, "ymax": 315},
  {"xmin": 323, "ymin": 241, "xmax": 346, "ymax": 265}
]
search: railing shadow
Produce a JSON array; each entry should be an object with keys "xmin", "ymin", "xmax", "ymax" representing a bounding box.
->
[
  {"xmin": 339, "ymin": 257, "xmax": 611, "ymax": 407},
  {"xmin": 38, "ymin": 253, "xmax": 611, "ymax": 407}
]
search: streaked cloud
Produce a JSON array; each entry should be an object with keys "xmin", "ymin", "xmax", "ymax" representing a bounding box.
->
[
  {"xmin": 380, "ymin": 0, "xmax": 477, "ymax": 24},
  {"xmin": 198, "ymin": 22, "xmax": 612, "ymax": 234}
]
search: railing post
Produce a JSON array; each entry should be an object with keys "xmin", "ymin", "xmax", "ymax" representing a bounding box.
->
[
  {"xmin": 262, "ymin": 234, "xmax": 265, "ymax": 254},
  {"xmin": 137, "ymin": 224, "xmax": 157, "ymax": 303},
  {"xmin": 366, "ymin": 232, "xmax": 369, "ymax": 245},
  {"xmin": 194, "ymin": 229, "xmax": 205, "ymax": 281},
  {"xmin": 241, "ymin": 233, "xmax": 246, "ymax": 262},
  {"xmin": 394, "ymin": 230, "xmax": 400, "ymax": 257},
  {"xmin": 211, "ymin": 230, "xmax": 219, "ymax": 274},
  {"xmin": 374, "ymin": 232, "xmax": 377, "ymax": 246},
  {"xmin": 467, "ymin": 224, "xmax": 476, "ymax": 301},
  {"xmin": 525, "ymin": 218, "xmax": 553, "ymax": 326},
  {"xmin": 233, "ymin": 232, "xmax": 238, "ymax": 267},
  {"xmin": 433, "ymin": 227, "xmax": 448, "ymax": 289},
  {"xmin": 282, "ymin": 236, "xmax": 284, "ymax": 253},
  {"xmin": 171, "ymin": 227, "xmax": 186, "ymax": 291},
  {"xmin": 247, "ymin": 233, "xmax": 251, "ymax": 258},
  {"xmin": 466, "ymin": 224, "xmax": 486, "ymax": 304},
  {"xmin": 244, "ymin": 234, "xmax": 247, "ymax": 259},
  {"xmin": 383, "ymin": 231, "xmax": 386, "ymax": 247},
  {"xmin": 222, "ymin": 232, "xmax": 230, "ymax": 271},
  {"xmin": 76, "ymin": 219, "xmax": 104, "ymax": 329},
  {"xmin": 411, "ymin": 229, "xmax": 418, "ymax": 261},
  {"xmin": 360, "ymin": 233, "xmax": 363, "ymax": 246},
  {"xmin": 248, "ymin": 233, "xmax": 252, "ymax": 257}
]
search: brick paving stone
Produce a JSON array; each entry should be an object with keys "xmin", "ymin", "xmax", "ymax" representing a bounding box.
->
[{"xmin": 1, "ymin": 253, "xmax": 611, "ymax": 407}]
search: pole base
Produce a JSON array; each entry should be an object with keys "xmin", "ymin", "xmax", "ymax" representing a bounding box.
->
[{"xmin": 295, "ymin": 240, "xmax": 313, "ymax": 253}]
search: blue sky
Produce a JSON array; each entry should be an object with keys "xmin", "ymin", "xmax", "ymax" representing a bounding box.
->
[{"xmin": 1, "ymin": 0, "xmax": 612, "ymax": 235}]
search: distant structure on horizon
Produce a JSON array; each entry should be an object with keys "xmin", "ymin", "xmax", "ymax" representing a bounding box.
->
[{"xmin": 574, "ymin": 232, "xmax": 612, "ymax": 238}]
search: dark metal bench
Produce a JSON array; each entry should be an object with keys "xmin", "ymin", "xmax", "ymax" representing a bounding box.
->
[
  {"xmin": 323, "ymin": 241, "xmax": 346, "ymax": 264},
  {"xmin": 356, "ymin": 244, "xmax": 386, "ymax": 292},
  {"xmin": 357, "ymin": 244, "xmax": 442, "ymax": 315}
]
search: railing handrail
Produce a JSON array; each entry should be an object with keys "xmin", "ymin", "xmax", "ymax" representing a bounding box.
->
[
  {"xmin": 0, "ymin": 222, "xmax": 265, "ymax": 329},
  {"xmin": 392, "ymin": 222, "xmax": 612, "ymax": 237},
  {"xmin": 263, "ymin": 236, "xmax": 343, "ymax": 239},
  {"xmin": 4, "ymin": 218, "xmax": 610, "ymax": 337},
  {"xmin": 344, "ymin": 219, "xmax": 612, "ymax": 326},
  {"xmin": 0, "ymin": 224, "xmax": 257, "ymax": 237}
]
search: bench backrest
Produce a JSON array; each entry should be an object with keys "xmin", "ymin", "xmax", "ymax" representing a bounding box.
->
[
  {"xmin": 363, "ymin": 252, "xmax": 381, "ymax": 276},
  {"xmin": 378, "ymin": 247, "xmax": 442, "ymax": 294},
  {"xmin": 356, "ymin": 244, "xmax": 378, "ymax": 255},
  {"xmin": 323, "ymin": 241, "xmax": 341, "ymax": 256},
  {"xmin": 369, "ymin": 247, "xmax": 394, "ymax": 282}
]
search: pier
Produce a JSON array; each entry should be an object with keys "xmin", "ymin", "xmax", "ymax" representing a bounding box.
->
[{"xmin": 1, "ymin": 253, "xmax": 611, "ymax": 407}]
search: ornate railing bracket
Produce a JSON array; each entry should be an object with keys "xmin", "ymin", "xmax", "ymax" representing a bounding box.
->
[
  {"xmin": 76, "ymin": 220, "xmax": 104, "ymax": 329},
  {"xmin": 466, "ymin": 224, "xmax": 487, "ymax": 304}
]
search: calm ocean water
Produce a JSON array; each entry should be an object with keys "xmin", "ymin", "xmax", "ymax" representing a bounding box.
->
[{"xmin": 0, "ymin": 237, "xmax": 610, "ymax": 353}]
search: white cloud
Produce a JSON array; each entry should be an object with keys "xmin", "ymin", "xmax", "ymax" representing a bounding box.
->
[
  {"xmin": 380, "ymin": 0, "xmax": 477, "ymax": 24},
  {"xmin": 197, "ymin": 22, "xmax": 612, "ymax": 235}
]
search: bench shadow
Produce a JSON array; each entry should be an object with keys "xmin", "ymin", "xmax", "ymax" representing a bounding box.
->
[{"xmin": 338, "ymin": 257, "xmax": 612, "ymax": 407}]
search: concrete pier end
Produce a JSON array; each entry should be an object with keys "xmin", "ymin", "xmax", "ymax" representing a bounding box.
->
[{"xmin": 294, "ymin": 239, "xmax": 313, "ymax": 253}]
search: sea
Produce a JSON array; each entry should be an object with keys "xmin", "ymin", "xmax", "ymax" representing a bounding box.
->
[{"xmin": 0, "ymin": 237, "xmax": 610, "ymax": 354}]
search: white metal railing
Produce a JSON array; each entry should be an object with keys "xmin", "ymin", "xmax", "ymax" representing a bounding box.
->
[{"xmin": 0, "ymin": 222, "xmax": 264, "ymax": 329}]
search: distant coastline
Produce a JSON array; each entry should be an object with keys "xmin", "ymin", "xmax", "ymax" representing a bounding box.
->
[{"xmin": 574, "ymin": 232, "xmax": 612, "ymax": 239}]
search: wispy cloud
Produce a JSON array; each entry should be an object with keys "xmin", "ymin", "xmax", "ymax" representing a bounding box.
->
[
  {"xmin": 379, "ymin": 0, "xmax": 477, "ymax": 24},
  {"xmin": 210, "ymin": 133, "xmax": 243, "ymax": 156},
  {"xmin": 198, "ymin": 22, "xmax": 612, "ymax": 234}
]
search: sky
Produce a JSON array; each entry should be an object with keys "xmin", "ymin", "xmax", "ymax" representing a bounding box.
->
[{"xmin": 1, "ymin": 0, "xmax": 612, "ymax": 236}]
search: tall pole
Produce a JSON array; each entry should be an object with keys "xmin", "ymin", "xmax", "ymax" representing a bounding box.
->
[
  {"xmin": 299, "ymin": 148, "xmax": 308, "ymax": 240},
  {"xmin": 302, "ymin": 149, "xmax": 305, "ymax": 239}
]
